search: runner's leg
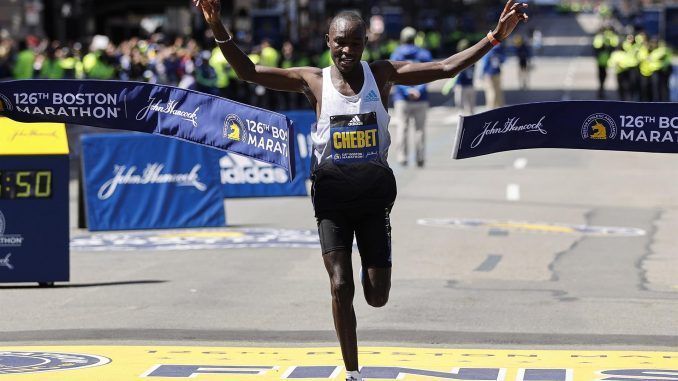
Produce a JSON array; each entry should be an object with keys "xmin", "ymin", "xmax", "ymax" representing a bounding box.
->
[
  {"xmin": 323, "ymin": 250, "xmax": 359, "ymax": 371},
  {"xmin": 355, "ymin": 207, "xmax": 393, "ymax": 307},
  {"xmin": 362, "ymin": 267, "xmax": 391, "ymax": 307}
]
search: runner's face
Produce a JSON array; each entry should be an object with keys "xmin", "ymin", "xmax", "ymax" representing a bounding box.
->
[{"xmin": 327, "ymin": 19, "xmax": 366, "ymax": 74}]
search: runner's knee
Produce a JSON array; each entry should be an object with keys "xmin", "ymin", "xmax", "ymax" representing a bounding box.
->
[
  {"xmin": 366, "ymin": 290, "xmax": 389, "ymax": 308},
  {"xmin": 330, "ymin": 278, "xmax": 355, "ymax": 304}
]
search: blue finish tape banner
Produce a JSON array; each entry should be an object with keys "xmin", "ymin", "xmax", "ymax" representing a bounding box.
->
[
  {"xmin": 0, "ymin": 79, "xmax": 294, "ymax": 179},
  {"xmin": 453, "ymin": 101, "xmax": 678, "ymax": 159},
  {"xmin": 82, "ymin": 133, "xmax": 225, "ymax": 231},
  {"xmin": 215, "ymin": 110, "xmax": 314, "ymax": 198}
]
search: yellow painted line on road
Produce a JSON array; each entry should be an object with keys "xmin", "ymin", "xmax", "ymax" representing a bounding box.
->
[
  {"xmin": 489, "ymin": 223, "xmax": 575, "ymax": 234},
  {"xmin": 1, "ymin": 346, "xmax": 677, "ymax": 380}
]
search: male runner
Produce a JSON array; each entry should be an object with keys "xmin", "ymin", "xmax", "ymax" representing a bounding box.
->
[{"xmin": 195, "ymin": 1, "xmax": 528, "ymax": 379}]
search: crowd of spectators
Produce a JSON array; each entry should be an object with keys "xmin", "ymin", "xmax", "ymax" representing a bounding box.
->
[{"xmin": 0, "ymin": 16, "xmax": 493, "ymax": 112}]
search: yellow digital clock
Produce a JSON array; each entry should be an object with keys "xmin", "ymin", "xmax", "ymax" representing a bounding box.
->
[{"xmin": 0, "ymin": 170, "xmax": 53, "ymax": 199}]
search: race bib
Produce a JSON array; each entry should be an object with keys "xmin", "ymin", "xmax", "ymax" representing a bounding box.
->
[{"xmin": 330, "ymin": 112, "xmax": 379, "ymax": 164}]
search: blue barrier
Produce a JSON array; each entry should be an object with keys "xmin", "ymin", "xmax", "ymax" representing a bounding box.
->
[
  {"xmin": 82, "ymin": 133, "xmax": 225, "ymax": 231},
  {"xmin": 216, "ymin": 110, "xmax": 314, "ymax": 198},
  {"xmin": 81, "ymin": 110, "xmax": 317, "ymax": 230}
]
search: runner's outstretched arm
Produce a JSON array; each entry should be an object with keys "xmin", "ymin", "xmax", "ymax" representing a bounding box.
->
[
  {"xmin": 383, "ymin": 0, "xmax": 529, "ymax": 86},
  {"xmin": 194, "ymin": 0, "xmax": 318, "ymax": 93}
]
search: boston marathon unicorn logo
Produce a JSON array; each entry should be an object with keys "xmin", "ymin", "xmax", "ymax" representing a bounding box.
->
[
  {"xmin": 224, "ymin": 114, "xmax": 247, "ymax": 142},
  {"xmin": 582, "ymin": 113, "xmax": 617, "ymax": 141},
  {"xmin": 590, "ymin": 120, "xmax": 607, "ymax": 139},
  {"xmin": 0, "ymin": 93, "xmax": 13, "ymax": 112}
]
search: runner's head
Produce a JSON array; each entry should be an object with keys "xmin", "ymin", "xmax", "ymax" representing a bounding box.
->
[{"xmin": 326, "ymin": 11, "xmax": 367, "ymax": 74}]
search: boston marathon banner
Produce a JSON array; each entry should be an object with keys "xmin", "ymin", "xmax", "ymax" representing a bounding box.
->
[
  {"xmin": 453, "ymin": 101, "xmax": 678, "ymax": 159},
  {"xmin": 0, "ymin": 79, "xmax": 295, "ymax": 179}
]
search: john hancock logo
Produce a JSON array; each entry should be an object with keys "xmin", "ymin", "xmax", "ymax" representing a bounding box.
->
[
  {"xmin": 224, "ymin": 114, "xmax": 247, "ymax": 142},
  {"xmin": 582, "ymin": 113, "xmax": 617, "ymax": 140},
  {"xmin": 0, "ymin": 93, "xmax": 13, "ymax": 112}
]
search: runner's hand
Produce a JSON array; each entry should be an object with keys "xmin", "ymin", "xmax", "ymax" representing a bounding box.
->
[
  {"xmin": 194, "ymin": 0, "xmax": 222, "ymax": 26},
  {"xmin": 493, "ymin": 0, "xmax": 529, "ymax": 41}
]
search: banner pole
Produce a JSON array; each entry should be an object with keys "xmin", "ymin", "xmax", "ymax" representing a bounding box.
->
[{"xmin": 452, "ymin": 114, "xmax": 465, "ymax": 159}]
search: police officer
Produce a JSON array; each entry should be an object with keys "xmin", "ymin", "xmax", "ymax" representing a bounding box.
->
[
  {"xmin": 12, "ymin": 40, "xmax": 35, "ymax": 79},
  {"xmin": 651, "ymin": 40, "xmax": 673, "ymax": 102},
  {"xmin": 593, "ymin": 27, "xmax": 619, "ymax": 99}
]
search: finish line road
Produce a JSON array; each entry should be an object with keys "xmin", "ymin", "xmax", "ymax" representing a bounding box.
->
[{"xmin": 1, "ymin": 347, "xmax": 678, "ymax": 380}]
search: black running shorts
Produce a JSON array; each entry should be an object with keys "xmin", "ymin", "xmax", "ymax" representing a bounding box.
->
[{"xmin": 316, "ymin": 206, "xmax": 393, "ymax": 268}]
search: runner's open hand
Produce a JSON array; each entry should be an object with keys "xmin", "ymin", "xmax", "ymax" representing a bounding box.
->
[
  {"xmin": 194, "ymin": 0, "xmax": 222, "ymax": 26},
  {"xmin": 493, "ymin": 0, "xmax": 529, "ymax": 41}
]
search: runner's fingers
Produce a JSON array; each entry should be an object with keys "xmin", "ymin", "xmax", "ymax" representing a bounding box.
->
[
  {"xmin": 503, "ymin": 0, "xmax": 515, "ymax": 14},
  {"xmin": 510, "ymin": 2, "xmax": 528, "ymax": 12},
  {"xmin": 501, "ymin": 10, "xmax": 516, "ymax": 23}
]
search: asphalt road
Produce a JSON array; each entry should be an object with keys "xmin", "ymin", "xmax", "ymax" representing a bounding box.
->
[{"xmin": 1, "ymin": 12, "xmax": 677, "ymax": 352}]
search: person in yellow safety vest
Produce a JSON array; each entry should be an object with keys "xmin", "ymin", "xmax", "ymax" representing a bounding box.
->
[
  {"xmin": 82, "ymin": 48, "xmax": 116, "ymax": 80},
  {"xmin": 258, "ymin": 39, "xmax": 282, "ymax": 110},
  {"xmin": 361, "ymin": 48, "xmax": 371, "ymax": 62},
  {"xmin": 60, "ymin": 48, "xmax": 85, "ymax": 79},
  {"xmin": 209, "ymin": 46, "xmax": 232, "ymax": 99},
  {"xmin": 366, "ymin": 36, "xmax": 383, "ymax": 62},
  {"xmin": 82, "ymin": 50, "xmax": 97, "ymax": 76},
  {"xmin": 608, "ymin": 45, "xmax": 638, "ymax": 101},
  {"xmin": 650, "ymin": 39, "xmax": 673, "ymax": 102},
  {"xmin": 12, "ymin": 40, "xmax": 35, "ymax": 79},
  {"xmin": 39, "ymin": 47, "xmax": 64, "ymax": 79},
  {"xmin": 259, "ymin": 39, "xmax": 279, "ymax": 68},
  {"xmin": 598, "ymin": 3, "xmax": 612, "ymax": 19},
  {"xmin": 380, "ymin": 39, "xmax": 399, "ymax": 58},
  {"xmin": 59, "ymin": 48, "xmax": 84, "ymax": 79},
  {"xmin": 638, "ymin": 37, "xmax": 655, "ymax": 101},
  {"xmin": 280, "ymin": 41, "xmax": 310, "ymax": 110},
  {"xmin": 318, "ymin": 49, "xmax": 333, "ymax": 68},
  {"xmin": 195, "ymin": 50, "xmax": 220, "ymax": 95},
  {"xmin": 247, "ymin": 47, "xmax": 264, "ymax": 108},
  {"xmin": 620, "ymin": 34, "xmax": 641, "ymax": 100},
  {"xmin": 414, "ymin": 31, "xmax": 426, "ymax": 48},
  {"xmin": 446, "ymin": 30, "xmax": 465, "ymax": 53},
  {"xmin": 425, "ymin": 30, "xmax": 442, "ymax": 57},
  {"xmin": 593, "ymin": 27, "xmax": 619, "ymax": 99}
]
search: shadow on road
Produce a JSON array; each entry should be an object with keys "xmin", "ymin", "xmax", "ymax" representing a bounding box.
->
[{"xmin": 0, "ymin": 280, "xmax": 168, "ymax": 289}]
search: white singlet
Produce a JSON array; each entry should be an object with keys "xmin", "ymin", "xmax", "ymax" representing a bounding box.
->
[{"xmin": 311, "ymin": 61, "xmax": 391, "ymax": 166}]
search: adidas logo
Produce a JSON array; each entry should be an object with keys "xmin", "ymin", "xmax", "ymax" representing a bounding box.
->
[
  {"xmin": 347, "ymin": 115, "xmax": 363, "ymax": 126},
  {"xmin": 365, "ymin": 90, "xmax": 380, "ymax": 103}
]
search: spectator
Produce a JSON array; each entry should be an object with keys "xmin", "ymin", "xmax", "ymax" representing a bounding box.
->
[
  {"xmin": 390, "ymin": 27, "xmax": 432, "ymax": 168},
  {"xmin": 195, "ymin": 50, "xmax": 219, "ymax": 95},
  {"xmin": 481, "ymin": 44, "xmax": 506, "ymax": 109},
  {"xmin": 593, "ymin": 26, "xmax": 619, "ymax": 99},
  {"xmin": 453, "ymin": 39, "xmax": 476, "ymax": 116},
  {"xmin": 12, "ymin": 39, "xmax": 35, "ymax": 79},
  {"xmin": 513, "ymin": 34, "xmax": 531, "ymax": 90}
]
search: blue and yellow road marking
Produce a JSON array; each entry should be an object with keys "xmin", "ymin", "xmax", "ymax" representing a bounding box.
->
[
  {"xmin": 69, "ymin": 228, "xmax": 323, "ymax": 252},
  {"xmin": 417, "ymin": 218, "xmax": 646, "ymax": 237},
  {"xmin": 1, "ymin": 346, "xmax": 677, "ymax": 380}
]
